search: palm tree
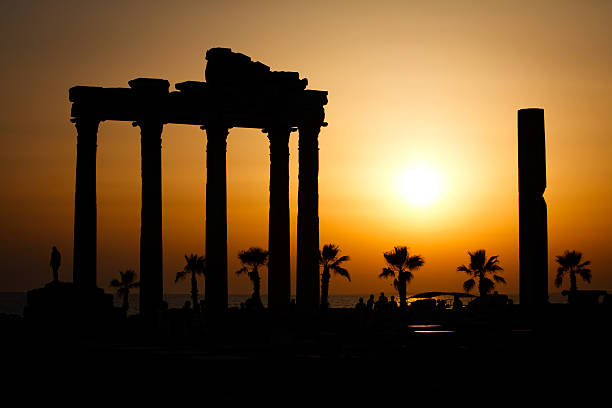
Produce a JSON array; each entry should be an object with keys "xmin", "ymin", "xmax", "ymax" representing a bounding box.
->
[
  {"xmin": 457, "ymin": 249, "xmax": 505, "ymax": 296},
  {"xmin": 110, "ymin": 269, "xmax": 140, "ymax": 311},
  {"xmin": 319, "ymin": 244, "xmax": 350, "ymax": 309},
  {"xmin": 379, "ymin": 246, "xmax": 424, "ymax": 308},
  {"xmin": 175, "ymin": 254, "xmax": 206, "ymax": 310},
  {"xmin": 236, "ymin": 247, "xmax": 269, "ymax": 306},
  {"xmin": 555, "ymin": 250, "xmax": 591, "ymax": 294}
]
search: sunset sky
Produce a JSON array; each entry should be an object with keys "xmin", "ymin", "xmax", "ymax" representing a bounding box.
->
[{"xmin": 1, "ymin": 0, "xmax": 611, "ymax": 298}]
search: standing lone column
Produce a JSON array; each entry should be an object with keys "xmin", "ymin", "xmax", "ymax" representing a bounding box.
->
[
  {"xmin": 296, "ymin": 124, "xmax": 320, "ymax": 311},
  {"xmin": 267, "ymin": 126, "xmax": 292, "ymax": 310},
  {"xmin": 518, "ymin": 108, "xmax": 549, "ymax": 306},
  {"xmin": 204, "ymin": 125, "xmax": 229, "ymax": 312},
  {"xmin": 137, "ymin": 121, "xmax": 164, "ymax": 319},
  {"xmin": 72, "ymin": 118, "xmax": 100, "ymax": 289}
]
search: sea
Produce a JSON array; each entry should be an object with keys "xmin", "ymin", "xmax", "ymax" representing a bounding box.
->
[{"xmin": 0, "ymin": 292, "xmax": 568, "ymax": 316}]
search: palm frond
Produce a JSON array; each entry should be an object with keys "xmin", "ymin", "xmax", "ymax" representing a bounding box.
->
[
  {"xmin": 111, "ymin": 269, "xmax": 138, "ymax": 289},
  {"xmin": 238, "ymin": 247, "xmax": 269, "ymax": 268},
  {"xmin": 175, "ymin": 270, "xmax": 188, "ymax": 283},
  {"xmin": 384, "ymin": 246, "xmax": 408, "ymax": 270},
  {"xmin": 380, "ymin": 267, "xmax": 395, "ymax": 279},
  {"xmin": 578, "ymin": 268, "xmax": 592, "ymax": 283},
  {"xmin": 332, "ymin": 265, "xmax": 350, "ymax": 281},
  {"xmin": 556, "ymin": 250, "xmax": 592, "ymax": 285},
  {"xmin": 196, "ymin": 257, "xmax": 206, "ymax": 276},
  {"xmin": 463, "ymin": 278, "xmax": 475, "ymax": 292},
  {"xmin": 468, "ymin": 249, "xmax": 487, "ymax": 272},
  {"xmin": 480, "ymin": 277, "xmax": 495, "ymax": 294},
  {"xmin": 122, "ymin": 269, "xmax": 137, "ymax": 283},
  {"xmin": 320, "ymin": 244, "xmax": 340, "ymax": 263},
  {"xmin": 484, "ymin": 255, "xmax": 503, "ymax": 273},
  {"xmin": 457, "ymin": 265, "xmax": 472, "ymax": 274},
  {"xmin": 406, "ymin": 255, "xmax": 424, "ymax": 271},
  {"xmin": 493, "ymin": 275, "xmax": 506, "ymax": 284},
  {"xmin": 401, "ymin": 270, "xmax": 414, "ymax": 283},
  {"xmin": 331, "ymin": 255, "xmax": 350, "ymax": 267}
]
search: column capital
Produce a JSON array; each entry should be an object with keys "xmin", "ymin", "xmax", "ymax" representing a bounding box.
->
[
  {"xmin": 265, "ymin": 126, "xmax": 293, "ymax": 146},
  {"xmin": 201, "ymin": 124, "xmax": 230, "ymax": 133},
  {"xmin": 132, "ymin": 120, "xmax": 164, "ymax": 130},
  {"xmin": 203, "ymin": 125, "xmax": 229, "ymax": 153},
  {"xmin": 71, "ymin": 117, "xmax": 100, "ymax": 133},
  {"xmin": 262, "ymin": 125, "xmax": 297, "ymax": 134}
]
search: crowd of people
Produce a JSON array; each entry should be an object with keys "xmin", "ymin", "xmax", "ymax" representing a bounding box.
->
[{"xmin": 355, "ymin": 292, "xmax": 401, "ymax": 312}]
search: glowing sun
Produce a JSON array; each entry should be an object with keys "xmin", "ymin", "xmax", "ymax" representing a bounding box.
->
[{"xmin": 398, "ymin": 165, "xmax": 443, "ymax": 207}]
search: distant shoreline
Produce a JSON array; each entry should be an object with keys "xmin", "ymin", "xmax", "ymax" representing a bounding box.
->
[{"xmin": 0, "ymin": 291, "xmax": 573, "ymax": 316}]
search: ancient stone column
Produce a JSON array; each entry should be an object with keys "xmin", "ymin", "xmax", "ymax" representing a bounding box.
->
[
  {"xmin": 267, "ymin": 126, "xmax": 292, "ymax": 310},
  {"xmin": 204, "ymin": 125, "xmax": 229, "ymax": 312},
  {"xmin": 296, "ymin": 124, "xmax": 320, "ymax": 311},
  {"xmin": 72, "ymin": 118, "xmax": 100, "ymax": 289},
  {"xmin": 136, "ymin": 121, "xmax": 164, "ymax": 318},
  {"xmin": 518, "ymin": 108, "xmax": 549, "ymax": 306}
]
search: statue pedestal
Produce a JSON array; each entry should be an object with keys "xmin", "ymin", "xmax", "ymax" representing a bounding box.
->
[{"xmin": 24, "ymin": 281, "xmax": 115, "ymax": 326}]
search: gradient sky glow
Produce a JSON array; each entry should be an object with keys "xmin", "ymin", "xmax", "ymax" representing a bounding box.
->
[{"xmin": 1, "ymin": 0, "xmax": 611, "ymax": 297}]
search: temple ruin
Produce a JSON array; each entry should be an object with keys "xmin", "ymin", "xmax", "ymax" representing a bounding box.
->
[{"xmin": 69, "ymin": 48, "xmax": 328, "ymax": 317}]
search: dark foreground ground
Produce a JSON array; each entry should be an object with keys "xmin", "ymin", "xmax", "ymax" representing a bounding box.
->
[{"xmin": 1, "ymin": 304, "xmax": 611, "ymax": 395}]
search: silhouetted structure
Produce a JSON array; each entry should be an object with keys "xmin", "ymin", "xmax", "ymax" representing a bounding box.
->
[
  {"xmin": 518, "ymin": 108, "xmax": 549, "ymax": 306},
  {"xmin": 50, "ymin": 246, "xmax": 61, "ymax": 282},
  {"xmin": 25, "ymin": 281, "xmax": 114, "ymax": 323},
  {"xmin": 69, "ymin": 48, "xmax": 328, "ymax": 317}
]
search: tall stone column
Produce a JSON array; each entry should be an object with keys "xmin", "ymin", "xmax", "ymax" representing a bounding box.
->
[
  {"xmin": 518, "ymin": 108, "xmax": 549, "ymax": 306},
  {"xmin": 296, "ymin": 124, "xmax": 320, "ymax": 311},
  {"xmin": 267, "ymin": 126, "xmax": 292, "ymax": 310},
  {"xmin": 72, "ymin": 118, "xmax": 100, "ymax": 289},
  {"xmin": 136, "ymin": 121, "xmax": 164, "ymax": 319},
  {"xmin": 204, "ymin": 125, "xmax": 229, "ymax": 312}
]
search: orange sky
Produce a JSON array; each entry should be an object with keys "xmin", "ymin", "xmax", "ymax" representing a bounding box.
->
[{"xmin": 1, "ymin": 0, "xmax": 611, "ymax": 297}]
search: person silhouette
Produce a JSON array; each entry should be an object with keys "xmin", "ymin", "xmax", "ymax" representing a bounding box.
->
[
  {"xmin": 389, "ymin": 296, "xmax": 398, "ymax": 310},
  {"xmin": 50, "ymin": 246, "xmax": 61, "ymax": 282},
  {"xmin": 355, "ymin": 297, "xmax": 366, "ymax": 312},
  {"xmin": 376, "ymin": 292, "xmax": 388, "ymax": 311},
  {"xmin": 366, "ymin": 294, "xmax": 375, "ymax": 311}
]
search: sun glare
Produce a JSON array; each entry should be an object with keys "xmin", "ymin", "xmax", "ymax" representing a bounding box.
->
[{"xmin": 398, "ymin": 165, "xmax": 443, "ymax": 207}]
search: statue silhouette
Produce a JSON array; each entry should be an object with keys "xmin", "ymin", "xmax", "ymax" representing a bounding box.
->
[{"xmin": 50, "ymin": 246, "xmax": 61, "ymax": 282}]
